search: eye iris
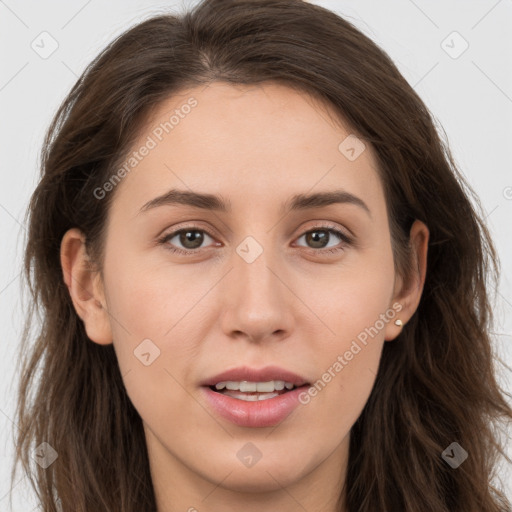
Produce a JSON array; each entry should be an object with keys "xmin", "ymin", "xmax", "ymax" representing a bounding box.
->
[
  {"xmin": 306, "ymin": 230, "xmax": 329, "ymax": 249},
  {"xmin": 180, "ymin": 230, "xmax": 204, "ymax": 249}
]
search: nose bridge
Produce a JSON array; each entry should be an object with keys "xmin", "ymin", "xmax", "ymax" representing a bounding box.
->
[
  {"xmin": 220, "ymin": 232, "xmax": 292, "ymax": 340},
  {"xmin": 233, "ymin": 233, "xmax": 281, "ymax": 305}
]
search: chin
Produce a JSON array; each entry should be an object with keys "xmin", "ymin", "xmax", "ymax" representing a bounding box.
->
[{"xmin": 215, "ymin": 466, "xmax": 303, "ymax": 494}]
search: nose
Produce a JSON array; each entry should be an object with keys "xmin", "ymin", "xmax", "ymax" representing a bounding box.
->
[{"xmin": 219, "ymin": 239, "xmax": 295, "ymax": 344}]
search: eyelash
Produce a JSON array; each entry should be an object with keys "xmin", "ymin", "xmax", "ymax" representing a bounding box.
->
[{"xmin": 157, "ymin": 223, "xmax": 353, "ymax": 257}]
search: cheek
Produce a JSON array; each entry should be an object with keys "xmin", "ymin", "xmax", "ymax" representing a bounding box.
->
[
  {"xmin": 102, "ymin": 248, "xmax": 218, "ymax": 413},
  {"xmin": 307, "ymin": 241, "xmax": 395, "ymax": 344},
  {"xmin": 298, "ymin": 246, "xmax": 395, "ymax": 421},
  {"xmin": 104, "ymin": 258, "xmax": 206, "ymax": 437},
  {"xmin": 103, "ymin": 244, "xmax": 209, "ymax": 341}
]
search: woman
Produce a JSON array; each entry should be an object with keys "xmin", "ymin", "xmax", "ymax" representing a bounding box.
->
[{"xmin": 11, "ymin": 0, "xmax": 512, "ymax": 510}]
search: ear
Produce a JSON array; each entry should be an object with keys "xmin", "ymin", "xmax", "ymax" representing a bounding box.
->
[
  {"xmin": 384, "ymin": 219, "xmax": 429, "ymax": 341},
  {"xmin": 60, "ymin": 228, "xmax": 113, "ymax": 345}
]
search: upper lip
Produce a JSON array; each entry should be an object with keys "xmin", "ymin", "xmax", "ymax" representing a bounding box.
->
[{"xmin": 200, "ymin": 365, "xmax": 310, "ymax": 387}]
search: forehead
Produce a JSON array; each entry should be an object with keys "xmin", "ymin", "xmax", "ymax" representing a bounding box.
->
[{"xmin": 109, "ymin": 81, "xmax": 385, "ymax": 220}]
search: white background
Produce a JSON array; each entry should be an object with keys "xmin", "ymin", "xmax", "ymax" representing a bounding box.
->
[{"xmin": 1, "ymin": 0, "xmax": 511, "ymax": 509}]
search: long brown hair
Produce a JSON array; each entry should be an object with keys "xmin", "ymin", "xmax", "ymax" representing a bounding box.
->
[{"xmin": 11, "ymin": 0, "xmax": 512, "ymax": 510}]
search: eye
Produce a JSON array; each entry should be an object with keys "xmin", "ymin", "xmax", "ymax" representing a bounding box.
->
[
  {"xmin": 294, "ymin": 224, "xmax": 352, "ymax": 254},
  {"xmin": 158, "ymin": 227, "xmax": 217, "ymax": 255}
]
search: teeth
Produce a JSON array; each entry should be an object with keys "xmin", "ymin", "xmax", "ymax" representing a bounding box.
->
[
  {"xmin": 241, "ymin": 381, "xmax": 257, "ymax": 392},
  {"xmin": 221, "ymin": 390, "xmax": 280, "ymax": 401},
  {"xmin": 214, "ymin": 380, "xmax": 294, "ymax": 392}
]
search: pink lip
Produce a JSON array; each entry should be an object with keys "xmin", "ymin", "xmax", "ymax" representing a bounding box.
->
[
  {"xmin": 200, "ymin": 365, "xmax": 309, "ymax": 387},
  {"xmin": 199, "ymin": 365, "xmax": 311, "ymax": 428},
  {"xmin": 201, "ymin": 384, "xmax": 310, "ymax": 427}
]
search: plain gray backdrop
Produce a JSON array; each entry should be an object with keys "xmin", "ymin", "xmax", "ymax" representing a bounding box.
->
[{"xmin": 1, "ymin": 0, "xmax": 511, "ymax": 510}]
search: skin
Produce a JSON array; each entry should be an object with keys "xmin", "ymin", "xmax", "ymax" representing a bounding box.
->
[{"xmin": 61, "ymin": 81, "xmax": 429, "ymax": 512}]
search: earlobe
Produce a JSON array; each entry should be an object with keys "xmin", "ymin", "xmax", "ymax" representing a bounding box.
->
[
  {"xmin": 60, "ymin": 228, "xmax": 113, "ymax": 345},
  {"xmin": 385, "ymin": 219, "xmax": 429, "ymax": 342}
]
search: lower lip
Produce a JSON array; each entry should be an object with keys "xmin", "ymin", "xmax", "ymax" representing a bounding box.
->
[{"xmin": 201, "ymin": 385, "xmax": 309, "ymax": 428}]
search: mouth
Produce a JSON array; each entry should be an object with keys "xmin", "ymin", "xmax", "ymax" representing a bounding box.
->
[{"xmin": 200, "ymin": 366, "xmax": 312, "ymax": 427}]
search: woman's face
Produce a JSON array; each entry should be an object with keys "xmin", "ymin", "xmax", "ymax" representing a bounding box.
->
[{"xmin": 63, "ymin": 81, "xmax": 428, "ymax": 509}]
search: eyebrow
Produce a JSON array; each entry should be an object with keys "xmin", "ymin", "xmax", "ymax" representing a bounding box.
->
[{"xmin": 139, "ymin": 188, "xmax": 371, "ymax": 217}]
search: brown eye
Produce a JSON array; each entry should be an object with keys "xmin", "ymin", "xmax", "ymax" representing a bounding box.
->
[
  {"xmin": 295, "ymin": 227, "xmax": 351, "ymax": 252},
  {"xmin": 160, "ymin": 228, "xmax": 216, "ymax": 253}
]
